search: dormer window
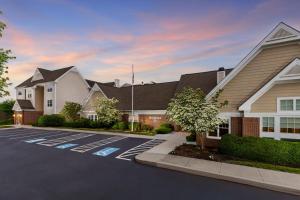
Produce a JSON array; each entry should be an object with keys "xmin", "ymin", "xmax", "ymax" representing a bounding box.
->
[{"xmin": 47, "ymin": 88, "xmax": 53, "ymax": 92}]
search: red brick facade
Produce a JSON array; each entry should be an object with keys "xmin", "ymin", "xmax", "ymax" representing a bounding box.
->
[{"xmin": 138, "ymin": 114, "xmax": 167, "ymax": 128}]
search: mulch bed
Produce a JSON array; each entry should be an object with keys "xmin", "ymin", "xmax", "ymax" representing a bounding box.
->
[{"xmin": 170, "ymin": 144, "xmax": 233, "ymax": 162}]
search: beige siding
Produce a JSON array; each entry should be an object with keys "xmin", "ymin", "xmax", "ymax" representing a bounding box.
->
[
  {"xmin": 82, "ymin": 91, "xmax": 105, "ymax": 113},
  {"xmin": 219, "ymin": 43, "xmax": 300, "ymax": 112},
  {"xmin": 35, "ymin": 86, "xmax": 44, "ymax": 111},
  {"xmin": 252, "ymin": 82, "xmax": 300, "ymax": 112},
  {"xmin": 56, "ymin": 71, "xmax": 89, "ymax": 113}
]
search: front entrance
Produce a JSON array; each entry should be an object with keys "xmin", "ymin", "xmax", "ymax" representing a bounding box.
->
[{"xmin": 14, "ymin": 112, "xmax": 23, "ymax": 125}]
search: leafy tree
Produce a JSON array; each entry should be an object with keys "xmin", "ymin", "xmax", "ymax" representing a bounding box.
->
[
  {"xmin": 0, "ymin": 11, "xmax": 15, "ymax": 97},
  {"xmin": 0, "ymin": 99, "xmax": 15, "ymax": 116},
  {"xmin": 95, "ymin": 97, "xmax": 120, "ymax": 127},
  {"xmin": 61, "ymin": 102, "xmax": 82, "ymax": 122},
  {"xmin": 166, "ymin": 87, "xmax": 227, "ymax": 150}
]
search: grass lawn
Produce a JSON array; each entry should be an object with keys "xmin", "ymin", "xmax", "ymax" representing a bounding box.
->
[{"xmin": 226, "ymin": 160, "xmax": 300, "ymax": 174}]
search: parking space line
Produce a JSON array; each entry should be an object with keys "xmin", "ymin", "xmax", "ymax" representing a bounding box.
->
[
  {"xmin": 70, "ymin": 136, "xmax": 127, "ymax": 153},
  {"xmin": 0, "ymin": 129, "xmax": 46, "ymax": 138},
  {"xmin": 9, "ymin": 131, "xmax": 57, "ymax": 140},
  {"xmin": 37, "ymin": 133, "xmax": 94, "ymax": 146},
  {"xmin": 116, "ymin": 139, "xmax": 165, "ymax": 161}
]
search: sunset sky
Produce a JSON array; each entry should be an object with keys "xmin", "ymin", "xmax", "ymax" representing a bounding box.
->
[{"xmin": 1, "ymin": 0, "xmax": 300, "ymax": 99}]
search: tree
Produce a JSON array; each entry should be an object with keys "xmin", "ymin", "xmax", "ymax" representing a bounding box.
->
[
  {"xmin": 0, "ymin": 11, "xmax": 15, "ymax": 97},
  {"xmin": 166, "ymin": 87, "xmax": 227, "ymax": 150},
  {"xmin": 0, "ymin": 99, "xmax": 15, "ymax": 116},
  {"xmin": 61, "ymin": 102, "xmax": 82, "ymax": 122},
  {"xmin": 95, "ymin": 97, "xmax": 120, "ymax": 127}
]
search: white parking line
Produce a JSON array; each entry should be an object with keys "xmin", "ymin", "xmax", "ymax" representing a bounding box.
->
[
  {"xmin": 116, "ymin": 139, "xmax": 165, "ymax": 161},
  {"xmin": 37, "ymin": 133, "xmax": 94, "ymax": 146},
  {"xmin": 10, "ymin": 131, "xmax": 68, "ymax": 140},
  {"xmin": 0, "ymin": 129, "xmax": 44, "ymax": 138},
  {"xmin": 71, "ymin": 136, "xmax": 127, "ymax": 153}
]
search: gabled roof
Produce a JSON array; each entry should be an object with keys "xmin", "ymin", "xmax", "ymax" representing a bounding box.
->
[
  {"xmin": 96, "ymin": 81, "xmax": 179, "ymax": 110},
  {"xmin": 16, "ymin": 66, "xmax": 74, "ymax": 88},
  {"xmin": 239, "ymin": 58, "xmax": 300, "ymax": 111},
  {"xmin": 176, "ymin": 69, "xmax": 232, "ymax": 94},
  {"xmin": 206, "ymin": 22, "xmax": 300, "ymax": 99},
  {"xmin": 15, "ymin": 100, "xmax": 35, "ymax": 110}
]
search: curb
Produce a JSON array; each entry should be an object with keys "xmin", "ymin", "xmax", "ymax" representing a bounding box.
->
[
  {"xmin": 136, "ymin": 153, "xmax": 300, "ymax": 196},
  {"xmin": 18, "ymin": 126, "xmax": 156, "ymax": 139}
]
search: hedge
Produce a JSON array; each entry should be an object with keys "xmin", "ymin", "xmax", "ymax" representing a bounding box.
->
[
  {"xmin": 154, "ymin": 126, "xmax": 172, "ymax": 134},
  {"xmin": 37, "ymin": 115, "xmax": 65, "ymax": 127},
  {"xmin": 219, "ymin": 134, "xmax": 300, "ymax": 167}
]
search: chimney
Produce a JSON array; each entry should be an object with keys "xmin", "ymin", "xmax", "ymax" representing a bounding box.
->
[
  {"xmin": 114, "ymin": 79, "xmax": 120, "ymax": 87},
  {"xmin": 217, "ymin": 67, "xmax": 226, "ymax": 84}
]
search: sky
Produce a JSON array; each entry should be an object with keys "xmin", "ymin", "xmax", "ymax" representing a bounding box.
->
[{"xmin": 1, "ymin": 0, "xmax": 300, "ymax": 100}]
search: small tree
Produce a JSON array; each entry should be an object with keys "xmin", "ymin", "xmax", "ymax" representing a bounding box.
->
[
  {"xmin": 61, "ymin": 102, "xmax": 82, "ymax": 122},
  {"xmin": 0, "ymin": 11, "xmax": 15, "ymax": 97},
  {"xmin": 166, "ymin": 87, "xmax": 227, "ymax": 150},
  {"xmin": 0, "ymin": 99, "xmax": 15, "ymax": 116},
  {"xmin": 95, "ymin": 97, "xmax": 120, "ymax": 127}
]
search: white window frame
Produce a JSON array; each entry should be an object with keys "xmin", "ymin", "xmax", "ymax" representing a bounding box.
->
[
  {"xmin": 206, "ymin": 118, "xmax": 231, "ymax": 140},
  {"xmin": 88, "ymin": 114, "xmax": 98, "ymax": 121},
  {"xmin": 18, "ymin": 91, "xmax": 22, "ymax": 96},
  {"xmin": 261, "ymin": 117, "xmax": 275, "ymax": 133},
  {"xmin": 47, "ymin": 100, "xmax": 53, "ymax": 107},
  {"xmin": 279, "ymin": 117, "xmax": 300, "ymax": 134},
  {"xmin": 277, "ymin": 97, "xmax": 300, "ymax": 114}
]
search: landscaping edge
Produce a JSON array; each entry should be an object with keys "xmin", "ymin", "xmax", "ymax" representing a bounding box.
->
[{"xmin": 135, "ymin": 152, "xmax": 300, "ymax": 196}]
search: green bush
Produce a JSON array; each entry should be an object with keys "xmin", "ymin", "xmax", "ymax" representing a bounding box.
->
[
  {"xmin": 64, "ymin": 118, "xmax": 90, "ymax": 128},
  {"xmin": 219, "ymin": 134, "xmax": 300, "ymax": 167},
  {"xmin": 90, "ymin": 121, "xmax": 104, "ymax": 129},
  {"xmin": 0, "ymin": 119, "xmax": 13, "ymax": 125},
  {"xmin": 186, "ymin": 132, "xmax": 196, "ymax": 142},
  {"xmin": 112, "ymin": 121, "xmax": 129, "ymax": 130},
  {"xmin": 37, "ymin": 114, "xmax": 65, "ymax": 127},
  {"xmin": 160, "ymin": 123, "xmax": 174, "ymax": 131},
  {"xmin": 129, "ymin": 122, "xmax": 142, "ymax": 132},
  {"xmin": 154, "ymin": 126, "xmax": 172, "ymax": 134},
  {"xmin": 141, "ymin": 124, "xmax": 153, "ymax": 132}
]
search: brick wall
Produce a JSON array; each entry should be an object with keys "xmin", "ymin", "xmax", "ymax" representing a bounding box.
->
[{"xmin": 138, "ymin": 114, "xmax": 167, "ymax": 128}]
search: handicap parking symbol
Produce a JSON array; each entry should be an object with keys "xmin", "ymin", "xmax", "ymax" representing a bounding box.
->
[
  {"xmin": 56, "ymin": 143, "xmax": 78, "ymax": 149},
  {"xmin": 93, "ymin": 147, "xmax": 120, "ymax": 157}
]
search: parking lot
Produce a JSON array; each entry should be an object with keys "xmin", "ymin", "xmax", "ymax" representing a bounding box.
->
[{"xmin": 0, "ymin": 128, "xmax": 297, "ymax": 200}]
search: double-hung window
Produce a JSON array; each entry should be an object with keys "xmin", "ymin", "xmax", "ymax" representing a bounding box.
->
[
  {"xmin": 47, "ymin": 100, "xmax": 53, "ymax": 107},
  {"xmin": 47, "ymin": 87, "xmax": 53, "ymax": 92},
  {"xmin": 279, "ymin": 98, "xmax": 300, "ymax": 112},
  {"xmin": 262, "ymin": 117, "xmax": 274, "ymax": 132},
  {"xmin": 88, "ymin": 114, "xmax": 98, "ymax": 121}
]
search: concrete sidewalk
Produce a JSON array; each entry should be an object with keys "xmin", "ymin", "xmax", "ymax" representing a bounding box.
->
[{"xmin": 136, "ymin": 134, "xmax": 300, "ymax": 196}]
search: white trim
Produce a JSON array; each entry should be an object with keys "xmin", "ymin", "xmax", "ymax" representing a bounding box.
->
[
  {"xmin": 277, "ymin": 97, "xmax": 300, "ymax": 113},
  {"xmin": 239, "ymin": 58, "xmax": 300, "ymax": 112},
  {"xmin": 54, "ymin": 82, "xmax": 57, "ymax": 114},
  {"xmin": 81, "ymin": 83, "xmax": 108, "ymax": 109},
  {"xmin": 206, "ymin": 22, "xmax": 300, "ymax": 100}
]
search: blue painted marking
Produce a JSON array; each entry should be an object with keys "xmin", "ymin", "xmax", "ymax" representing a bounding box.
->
[
  {"xmin": 25, "ymin": 138, "xmax": 46, "ymax": 143},
  {"xmin": 93, "ymin": 147, "xmax": 120, "ymax": 157},
  {"xmin": 56, "ymin": 143, "xmax": 78, "ymax": 149}
]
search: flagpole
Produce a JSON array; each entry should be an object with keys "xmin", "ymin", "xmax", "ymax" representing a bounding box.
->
[{"xmin": 131, "ymin": 64, "xmax": 134, "ymax": 132}]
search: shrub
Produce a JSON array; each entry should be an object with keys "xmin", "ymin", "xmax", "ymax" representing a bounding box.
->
[
  {"xmin": 90, "ymin": 121, "xmax": 104, "ymax": 129},
  {"xmin": 154, "ymin": 126, "xmax": 172, "ymax": 134},
  {"xmin": 37, "ymin": 114, "xmax": 65, "ymax": 127},
  {"xmin": 0, "ymin": 119, "xmax": 13, "ymax": 125},
  {"xmin": 160, "ymin": 123, "xmax": 174, "ymax": 131},
  {"xmin": 64, "ymin": 118, "xmax": 90, "ymax": 128},
  {"xmin": 129, "ymin": 122, "xmax": 142, "ymax": 132},
  {"xmin": 186, "ymin": 132, "xmax": 196, "ymax": 142},
  {"xmin": 219, "ymin": 134, "xmax": 300, "ymax": 167},
  {"xmin": 112, "ymin": 121, "xmax": 129, "ymax": 130},
  {"xmin": 60, "ymin": 102, "xmax": 82, "ymax": 122},
  {"xmin": 141, "ymin": 124, "xmax": 153, "ymax": 132}
]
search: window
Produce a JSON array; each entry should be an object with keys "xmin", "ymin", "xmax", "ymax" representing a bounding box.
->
[
  {"xmin": 47, "ymin": 100, "xmax": 53, "ymax": 107},
  {"xmin": 207, "ymin": 121, "xmax": 229, "ymax": 138},
  {"xmin": 262, "ymin": 117, "xmax": 274, "ymax": 132},
  {"xmin": 88, "ymin": 114, "xmax": 98, "ymax": 121},
  {"xmin": 280, "ymin": 99, "xmax": 293, "ymax": 111},
  {"xmin": 18, "ymin": 92, "xmax": 22, "ymax": 96},
  {"xmin": 28, "ymin": 94, "xmax": 32, "ymax": 98},
  {"xmin": 47, "ymin": 87, "xmax": 53, "ymax": 92},
  {"xmin": 280, "ymin": 117, "xmax": 300, "ymax": 134},
  {"xmin": 296, "ymin": 100, "xmax": 300, "ymax": 111}
]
